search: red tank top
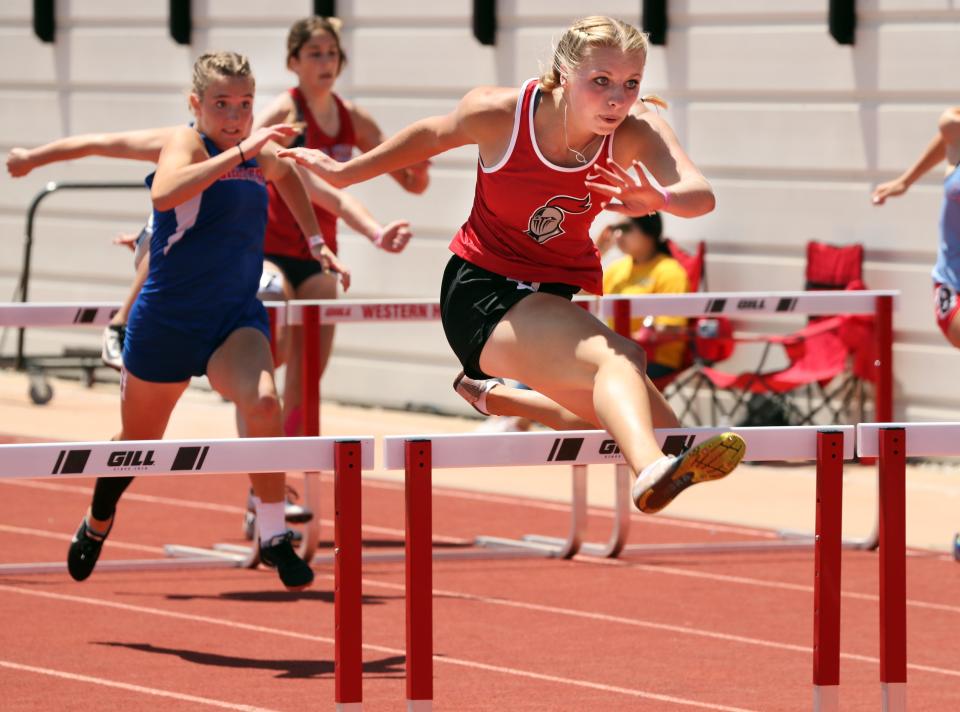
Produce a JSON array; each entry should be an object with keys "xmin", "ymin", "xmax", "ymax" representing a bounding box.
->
[
  {"xmin": 450, "ymin": 78, "xmax": 613, "ymax": 294},
  {"xmin": 264, "ymin": 88, "xmax": 357, "ymax": 258}
]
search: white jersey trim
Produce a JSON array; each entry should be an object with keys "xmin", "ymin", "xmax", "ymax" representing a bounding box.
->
[
  {"xmin": 528, "ymin": 85, "xmax": 605, "ymax": 173},
  {"xmin": 480, "ymin": 78, "xmax": 534, "ymax": 174},
  {"xmin": 162, "ymin": 193, "xmax": 201, "ymax": 255}
]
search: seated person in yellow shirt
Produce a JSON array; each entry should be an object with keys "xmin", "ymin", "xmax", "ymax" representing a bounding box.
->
[{"xmin": 601, "ymin": 212, "xmax": 689, "ymax": 381}]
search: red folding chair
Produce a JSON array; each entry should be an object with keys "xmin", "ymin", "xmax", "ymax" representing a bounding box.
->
[{"xmin": 693, "ymin": 241, "xmax": 874, "ymax": 426}]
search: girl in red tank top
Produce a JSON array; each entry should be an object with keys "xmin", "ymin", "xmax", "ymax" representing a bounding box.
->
[
  {"xmin": 253, "ymin": 16, "xmax": 429, "ymax": 447},
  {"xmin": 282, "ymin": 16, "xmax": 746, "ymax": 514}
]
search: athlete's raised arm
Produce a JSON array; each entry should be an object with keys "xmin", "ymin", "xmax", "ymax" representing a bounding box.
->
[
  {"xmin": 871, "ymin": 107, "xmax": 960, "ymax": 205},
  {"xmin": 348, "ymin": 100, "xmax": 431, "ymax": 194},
  {"xmin": 586, "ymin": 112, "xmax": 715, "ymax": 219},
  {"xmin": 150, "ymin": 124, "xmax": 297, "ymax": 211},
  {"xmin": 260, "ymin": 146, "xmax": 351, "ymax": 290},
  {"xmin": 278, "ymin": 86, "xmax": 514, "ymax": 187},
  {"xmin": 6, "ymin": 126, "xmax": 178, "ymax": 178}
]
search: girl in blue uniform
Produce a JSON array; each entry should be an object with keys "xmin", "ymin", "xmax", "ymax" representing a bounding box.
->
[
  {"xmin": 873, "ymin": 106, "xmax": 960, "ymax": 348},
  {"xmin": 872, "ymin": 106, "xmax": 960, "ymax": 560},
  {"xmin": 66, "ymin": 51, "xmax": 349, "ymax": 590}
]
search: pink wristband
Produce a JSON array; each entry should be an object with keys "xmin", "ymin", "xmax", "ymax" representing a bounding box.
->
[
  {"xmin": 372, "ymin": 229, "xmax": 384, "ymax": 248},
  {"xmin": 661, "ymin": 189, "xmax": 672, "ymax": 208}
]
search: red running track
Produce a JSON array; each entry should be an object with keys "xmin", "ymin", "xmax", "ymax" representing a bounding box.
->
[{"xmin": 0, "ymin": 458, "xmax": 958, "ymax": 710}]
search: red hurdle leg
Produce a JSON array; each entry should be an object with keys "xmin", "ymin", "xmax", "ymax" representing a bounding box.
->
[
  {"xmin": 813, "ymin": 430, "xmax": 844, "ymax": 711},
  {"xmin": 874, "ymin": 296, "xmax": 894, "ymax": 424},
  {"xmin": 612, "ymin": 298, "xmax": 631, "ymax": 338},
  {"xmin": 879, "ymin": 428, "xmax": 907, "ymax": 711},
  {"xmin": 335, "ymin": 440, "xmax": 363, "ymax": 711},
  {"xmin": 405, "ymin": 440, "xmax": 433, "ymax": 711},
  {"xmin": 302, "ymin": 304, "xmax": 321, "ymax": 437}
]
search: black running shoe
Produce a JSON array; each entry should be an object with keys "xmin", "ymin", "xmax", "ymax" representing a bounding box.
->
[
  {"xmin": 259, "ymin": 532, "xmax": 314, "ymax": 591},
  {"xmin": 67, "ymin": 516, "xmax": 113, "ymax": 582}
]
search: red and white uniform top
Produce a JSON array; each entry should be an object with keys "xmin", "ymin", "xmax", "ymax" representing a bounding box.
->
[
  {"xmin": 450, "ymin": 78, "xmax": 615, "ymax": 295},
  {"xmin": 264, "ymin": 88, "xmax": 357, "ymax": 258}
]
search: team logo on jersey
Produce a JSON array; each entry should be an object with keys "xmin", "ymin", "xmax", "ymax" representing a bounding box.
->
[{"xmin": 525, "ymin": 194, "xmax": 592, "ymax": 244}]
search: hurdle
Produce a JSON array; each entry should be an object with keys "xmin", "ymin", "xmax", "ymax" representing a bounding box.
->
[
  {"xmin": 0, "ymin": 435, "xmax": 373, "ymax": 576},
  {"xmin": 0, "ymin": 301, "xmax": 335, "ymax": 573},
  {"xmin": 500, "ymin": 290, "xmax": 896, "ymax": 558},
  {"xmin": 855, "ymin": 422, "xmax": 958, "ymax": 712},
  {"xmin": 382, "ymin": 426, "xmax": 854, "ymax": 712},
  {"xmin": 285, "ymin": 291, "xmax": 895, "ymax": 562}
]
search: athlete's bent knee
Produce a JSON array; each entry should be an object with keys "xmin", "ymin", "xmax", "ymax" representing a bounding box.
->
[{"xmin": 239, "ymin": 392, "xmax": 282, "ymax": 425}]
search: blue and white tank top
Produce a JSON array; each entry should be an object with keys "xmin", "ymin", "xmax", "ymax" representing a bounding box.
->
[
  {"xmin": 139, "ymin": 133, "xmax": 268, "ymax": 327},
  {"xmin": 933, "ymin": 164, "xmax": 960, "ymax": 290}
]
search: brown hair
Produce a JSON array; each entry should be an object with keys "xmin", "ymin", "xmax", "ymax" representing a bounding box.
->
[
  {"xmin": 539, "ymin": 16, "xmax": 667, "ymax": 109},
  {"xmin": 191, "ymin": 51, "xmax": 254, "ymax": 97},
  {"xmin": 286, "ymin": 16, "xmax": 347, "ymax": 73}
]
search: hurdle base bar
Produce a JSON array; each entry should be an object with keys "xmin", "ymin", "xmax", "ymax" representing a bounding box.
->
[
  {"xmin": 779, "ymin": 525, "xmax": 878, "ymax": 551},
  {"xmin": 881, "ymin": 682, "xmax": 906, "ymax": 712},
  {"xmin": 165, "ymin": 540, "xmax": 259, "ymax": 568},
  {"xmin": 0, "ymin": 555, "xmax": 248, "ymax": 576},
  {"xmin": 407, "ymin": 700, "xmax": 432, "ymax": 712},
  {"xmin": 336, "ymin": 703, "xmax": 362, "ymax": 712},
  {"xmin": 477, "ymin": 463, "xmax": 610, "ymax": 559},
  {"xmin": 813, "ymin": 685, "xmax": 838, "ymax": 712},
  {"xmin": 318, "ymin": 545, "xmax": 557, "ymax": 565}
]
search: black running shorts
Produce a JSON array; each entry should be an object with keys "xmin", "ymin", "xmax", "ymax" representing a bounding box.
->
[
  {"xmin": 440, "ymin": 254, "xmax": 579, "ymax": 379},
  {"xmin": 263, "ymin": 253, "xmax": 325, "ymax": 290}
]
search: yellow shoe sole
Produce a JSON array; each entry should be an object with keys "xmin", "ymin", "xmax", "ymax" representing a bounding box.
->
[{"xmin": 635, "ymin": 432, "xmax": 747, "ymax": 514}]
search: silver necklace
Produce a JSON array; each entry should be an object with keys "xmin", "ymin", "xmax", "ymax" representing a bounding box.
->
[{"xmin": 563, "ymin": 103, "xmax": 600, "ymax": 164}]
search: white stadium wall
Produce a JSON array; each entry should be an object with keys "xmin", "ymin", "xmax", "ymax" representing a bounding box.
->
[{"xmin": 0, "ymin": 1, "xmax": 958, "ymax": 420}]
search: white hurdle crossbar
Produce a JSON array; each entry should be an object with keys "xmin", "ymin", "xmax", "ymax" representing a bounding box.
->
[
  {"xmin": 384, "ymin": 426, "xmax": 851, "ymax": 712},
  {"xmin": 592, "ymin": 289, "xmax": 897, "ymax": 318},
  {"xmin": 383, "ymin": 426, "xmax": 855, "ymax": 561},
  {"xmin": 0, "ymin": 301, "xmax": 289, "ymax": 329},
  {"xmin": 0, "ymin": 435, "xmax": 373, "ymax": 576}
]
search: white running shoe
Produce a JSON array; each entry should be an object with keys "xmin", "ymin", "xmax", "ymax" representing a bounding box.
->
[
  {"xmin": 453, "ymin": 371, "xmax": 504, "ymax": 415},
  {"xmin": 101, "ymin": 324, "xmax": 125, "ymax": 371},
  {"xmin": 632, "ymin": 432, "xmax": 746, "ymax": 514}
]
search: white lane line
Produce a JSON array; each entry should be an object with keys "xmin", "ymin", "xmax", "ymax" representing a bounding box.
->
[
  {"xmin": 592, "ymin": 559, "xmax": 960, "ymax": 616},
  {"xmin": 345, "ymin": 575, "xmax": 960, "ymax": 679},
  {"xmin": 0, "ymin": 524, "xmax": 165, "ymax": 554},
  {"xmin": 0, "ymin": 584, "xmax": 756, "ymax": 711},
  {"xmin": 0, "ymin": 659, "xmax": 280, "ymax": 712},
  {"xmin": 0, "ymin": 481, "xmax": 468, "ymax": 544}
]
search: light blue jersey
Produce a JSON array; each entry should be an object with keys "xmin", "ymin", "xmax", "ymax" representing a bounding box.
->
[
  {"xmin": 124, "ymin": 132, "xmax": 270, "ymax": 382},
  {"xmin": 933, "ymin": 165, "xmax": 960, "ymax": 290}
]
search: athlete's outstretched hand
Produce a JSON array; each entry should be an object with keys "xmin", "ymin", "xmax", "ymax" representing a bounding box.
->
[
  {"xmin": 6, "ymin": 148, "xmax": 35, "ymax": 177},
  {"xmin": 238, "ymin": 124, "xmax": 302, "ymax": 160},
  {"xmin": 871, "ymin": 178, "xmax": 909, "ymax": 206},
  {"xmin": 309, "ymin": 242, "xmax": 352, "ymax": 292},
  {"xmin": 375, "ymin": 220, "xmax": 413, "ymax": 253},
  {"xmin": 277, "ymin": 147, "xmax": 344, "ymax": 181},
  {"xmin": 113, "ymin": 231, "xmax": 139, "ymax": 251},
  {"xmin": 586, "ymin": 159, "xmax": 669, "ymax": 216}
]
